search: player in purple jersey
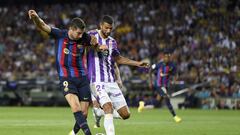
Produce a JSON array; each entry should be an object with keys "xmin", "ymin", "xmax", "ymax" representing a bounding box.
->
[
  {"xmin": 91, "ymin": 63, "xmax": 123, "ymax": 128},
  {"xmin": 28, "ymin": 10, "xmax": 108, "ymax": 135},
  {"xmin": 138, "ymin": 50, "xmax": 182, "ymax": 123},
  {"xmin": 86, "ymin": 15, "xmax": 149, "ymax": 135}
]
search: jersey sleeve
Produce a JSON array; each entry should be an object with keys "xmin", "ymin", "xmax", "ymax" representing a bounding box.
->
[
  {"xmin": 49, "ymin": 27, "xmax": 65, "ymax": 38},
  {"xmin": 151, "ymin": 62, "xmax": 161, "ymax": 70},
  {"xmin": 82, "ymin": 32, "xmax": 92, "ymax": 46},
  {"xmin": 112, "ymin": 40, "xmax": 120, "ymax": 57}
]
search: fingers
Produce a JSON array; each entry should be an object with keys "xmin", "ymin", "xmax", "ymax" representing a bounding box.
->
[
  {"xmin": 139, "ymin": 62, "xmax": 150, "ymax": 68},
  {"xmin": 99, "ymin": 45, "xmax": 108, "ymax": 50},
  {"xmin": 28, "ymin": 10, "xmax": 37, "ymax": 19},
  {"xmin": 90, "ymin": 36, "xmax": 97, "ymax": 45}
]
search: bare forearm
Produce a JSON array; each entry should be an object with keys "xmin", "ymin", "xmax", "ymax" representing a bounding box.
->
[
  {"xmin": 115, "ymin": 56, "xmax": 140, "ymax": 66},
  {"xmin": 114, "ymin": 63, "xmax": 121, "ymax": 81},
  {"xmin": 32, "ymin": 16, "xmax": 51, "ymax": 33}
]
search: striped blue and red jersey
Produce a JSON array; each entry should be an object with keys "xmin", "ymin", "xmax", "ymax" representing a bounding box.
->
[
  {"xmin": 50, "ymin": 27, "xmax": 91, "ymax": 78},
  {"xmin": 151, "ymin": 61, "xmax": 176, "ymax": 88}
]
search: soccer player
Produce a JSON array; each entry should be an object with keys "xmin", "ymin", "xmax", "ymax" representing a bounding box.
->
[
  {"xmin": 87, "ymin": 15, "xmax": 149, "ymax": 135},
  {"xmin": 138, "ymin": 50, "xmax": 182, "ymax": 123},
  {"xmin": 28, "ymin": 10, "xmax": 108, "ymax": 135},
  {"xmin": 92, "ymin": 63, "xmax": 123, "ymax": 128}
]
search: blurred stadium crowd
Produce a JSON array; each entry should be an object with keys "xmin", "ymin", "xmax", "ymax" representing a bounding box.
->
[{"xmin": 0, "ymin": 0, "xmax": 239, "ymax": 108}]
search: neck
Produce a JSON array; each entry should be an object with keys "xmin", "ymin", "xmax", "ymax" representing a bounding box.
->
[{"xmin": 100, "ymin": 30, "xmax": 108, "ymax": 39}]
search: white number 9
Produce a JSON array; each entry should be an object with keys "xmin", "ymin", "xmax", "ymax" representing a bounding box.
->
[{"xmin": 63, "ymin": 81, "xmax": 68, "ymax": 87}]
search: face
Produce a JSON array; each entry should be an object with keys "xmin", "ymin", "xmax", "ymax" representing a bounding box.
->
[
  {"xmin": 69, "ymin": 27, "xmax": 84, "ymax": 40},
  {"xmin": 100, "ymin": 22, "xmax": 113, "ymax": 37},
  {"xmin": 163, "ymin": 54, "xmax": 170, "ymax": 63}
]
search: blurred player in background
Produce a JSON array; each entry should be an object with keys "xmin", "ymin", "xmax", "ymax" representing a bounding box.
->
[
  {"xmin": 87, "ymin": 15, "xmax": 149, "ymax": 135},
  {"xmin": 28, "ymin": 10, "xmax": 108, "ymax": 135},
  {"xmin": 138, "ymin": 49, "xmax": 182, "ymax": 123}
]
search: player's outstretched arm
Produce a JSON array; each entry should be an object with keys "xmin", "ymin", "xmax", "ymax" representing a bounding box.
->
[
  {"xmin": 28, "ymin": 10, "xmax": 51, "ymax": 34},
  {"xmin": 115, "ymin": 55, "xmax": 149, "ymax": 68}
]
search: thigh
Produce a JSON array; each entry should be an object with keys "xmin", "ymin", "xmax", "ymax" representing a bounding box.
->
[
  {"xmin": 65, "ymin": 93, "xmax": 81, "ymax": 112},
  {"xmin": 90, "ymin": 82, "xmax": 111, "ymax": 107},
  {"xmin": 157, "ymin": 87, "xmax": 168, "ymax": 97},
  {"xmin": 77, "ymin": 77, "xmax": 91, "ymax": 102},
  {"xmin": 106, "ymin": 83, "xmax": 127, "ymax": 110},
  {"xmin": 91, "ymin": 94, "xmax": 101, "ymax": 108}
]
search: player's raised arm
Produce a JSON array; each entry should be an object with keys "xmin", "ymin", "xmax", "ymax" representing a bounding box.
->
[
  {"xmin": 28, "ymin": 10, "xmax": 51, "ymax": 34},
  {"xmin": 115, "ymin": 55, "xmax": 149, "ymax": 68}
]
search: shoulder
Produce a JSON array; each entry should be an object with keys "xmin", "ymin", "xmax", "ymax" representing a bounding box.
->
[
  {"xmin": 87, "ymin": 29, "xmax": 98, "ymax": 35},
  {"xmin": 158, "ymin": 61, "xmax": 164, "ymax": 66},
  {"xmin": 81, "ymin": 32, "xmax": 91, "ymax": 42},
  {"xmin": 170, "ymin": 62, "xmax": 176, "ymax": 67},
  {"xmin": 108, "ymin": 37, "xmax": 117, "ymax": 45},
  {"xmin": 108, "ymin": 36, "xmax": 115, "ymax": 41},
  {"xmin": 50, "ymin": 27, "xmax": 67, "ymax": 38},
  {"xmin": 51, "ymin": 27, "xmax": 65, "ymax": 33}
]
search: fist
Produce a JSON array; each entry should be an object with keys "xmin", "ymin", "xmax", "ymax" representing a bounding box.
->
[
  {"xmin": 28, "ymin": 10, "xmax": 39, "ymax": 19},
  {"xmin": 99, "ymin": 45, "xmax": 108, "ymax": 51},
  {"xmin": 138, "ymin": 62, "xmax": 150, "ymax": 68},
  {"xmin": 90, "ymin": 36, "xmax": 97, "ymax": 45}
]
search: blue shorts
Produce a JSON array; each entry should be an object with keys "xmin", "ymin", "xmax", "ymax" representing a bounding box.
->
[
  {"xmin": 59, "ymin": 76, "xmax": 91, "ymax": 102},
  {"xmin": 156, "ymin": 86, "xmax": 168, "ymax": 97}
]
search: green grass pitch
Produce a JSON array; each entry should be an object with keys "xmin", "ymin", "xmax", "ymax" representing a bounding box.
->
[{"xmin": 0, "ymin": 107, "xmax": 240, "ymax": 135}]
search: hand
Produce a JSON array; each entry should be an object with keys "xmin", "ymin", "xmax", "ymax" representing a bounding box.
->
[
  {"xmin": 28, "ymin": 10, "xmax": 39, "ymax": 19},
  {"xmin": 116, "ymin": 80, "xmax": 123, "ymax": 89},
  {"xmin": 98, "ymin": 45, "xmax": 109, "ymax": 56},
  {"xmin": 138, "ymin": 62, "xmax": 150, "ymax": 68},
  {"xmin": 99, "ymin": 45, "xmax": 108, "ymax": 51},
  {"xmin": 90, "ymin": 36, "xmax": 97, "ymax": 45}
]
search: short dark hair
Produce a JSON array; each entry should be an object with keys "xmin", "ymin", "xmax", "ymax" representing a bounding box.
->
[
  {"xmin": 69, "ymin": 17, "xmax": 86, "ymax": 30},
  {"xmin": 100, "ymin": 15, "xmax": 114, "ymax": 25}
]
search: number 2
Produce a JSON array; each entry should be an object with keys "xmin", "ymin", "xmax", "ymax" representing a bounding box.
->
[{"xmin": 96, "ymin": 85, "xmax": 105, "ymax": 91}]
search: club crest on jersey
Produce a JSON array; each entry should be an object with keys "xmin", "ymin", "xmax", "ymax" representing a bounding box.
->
[
  {"xmin": 64, "ymin": 48, "xmax": 69, "ymax": 54},
  {"xmin": 77, "ymin": 44, "xmax": 83, "ymax": 49}
]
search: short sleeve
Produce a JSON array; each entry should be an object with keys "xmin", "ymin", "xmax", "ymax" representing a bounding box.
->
[
  {"xmin": 151, "ymin": 64, "xmax": 156, "ymax": 70},
  {"xmin": 82, "ymin": 32, "xmax": 92, "ymax": 46},
  {"xmin": 49, "ymin": 27, "xmax": 66, "ymax": 38},
  {"xmin": 152, "ymin": 62, "xmax": 161, "ymax": 70},
  {"xmin": 112, "ymin": 40, "xmax": 120, "ymax": 57}
]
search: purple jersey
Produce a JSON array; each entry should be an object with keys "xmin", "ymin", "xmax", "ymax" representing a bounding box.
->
[
  {"xmin": 50, "ymin": 27, "xmax": 91, "ymax": 78},
  {"xmin": 87, "ymin": 29, "xmax": 120, "ymax": 83},
  {"xmin": 152, "ymin": 61, "xmax": 176, "ymax": 87}
]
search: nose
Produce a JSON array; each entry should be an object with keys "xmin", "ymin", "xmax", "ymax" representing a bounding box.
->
[{"xmin": 106, "ymin": 29, "xmax": 111, "ymax": 33}]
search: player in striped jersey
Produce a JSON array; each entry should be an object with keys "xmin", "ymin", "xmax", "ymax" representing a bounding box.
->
[
  {"xmin": 91, "ymin": 63, "xmax": 123, "ymax": 128},
  {"xmin": 138, "ymin": 50, "xmax": 182, "ymax": 123},
  {"xmin": 28, "ymin": 10, "xmax": 108, "ymax": 135},
  {"xmin": 87, "ymin": 15, "xmax": 149, "ymax": 135}
]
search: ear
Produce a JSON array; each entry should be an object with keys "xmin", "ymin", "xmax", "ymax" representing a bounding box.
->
[
  {"xmin": 100, "ymin": 23, "xmax": 103, "ymax": 29},
  {"xmin": 69, "ymin": 26, "xmax": 73, "ymax": 31}
]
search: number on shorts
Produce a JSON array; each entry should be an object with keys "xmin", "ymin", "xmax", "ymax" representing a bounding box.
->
[
  {"xmin": 96, "ymin": 84, "xmax": 105, "ymax": 92},
  {"xmin": 63, "ymin": 81, "xmax": 69, "ymax": 92}
]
